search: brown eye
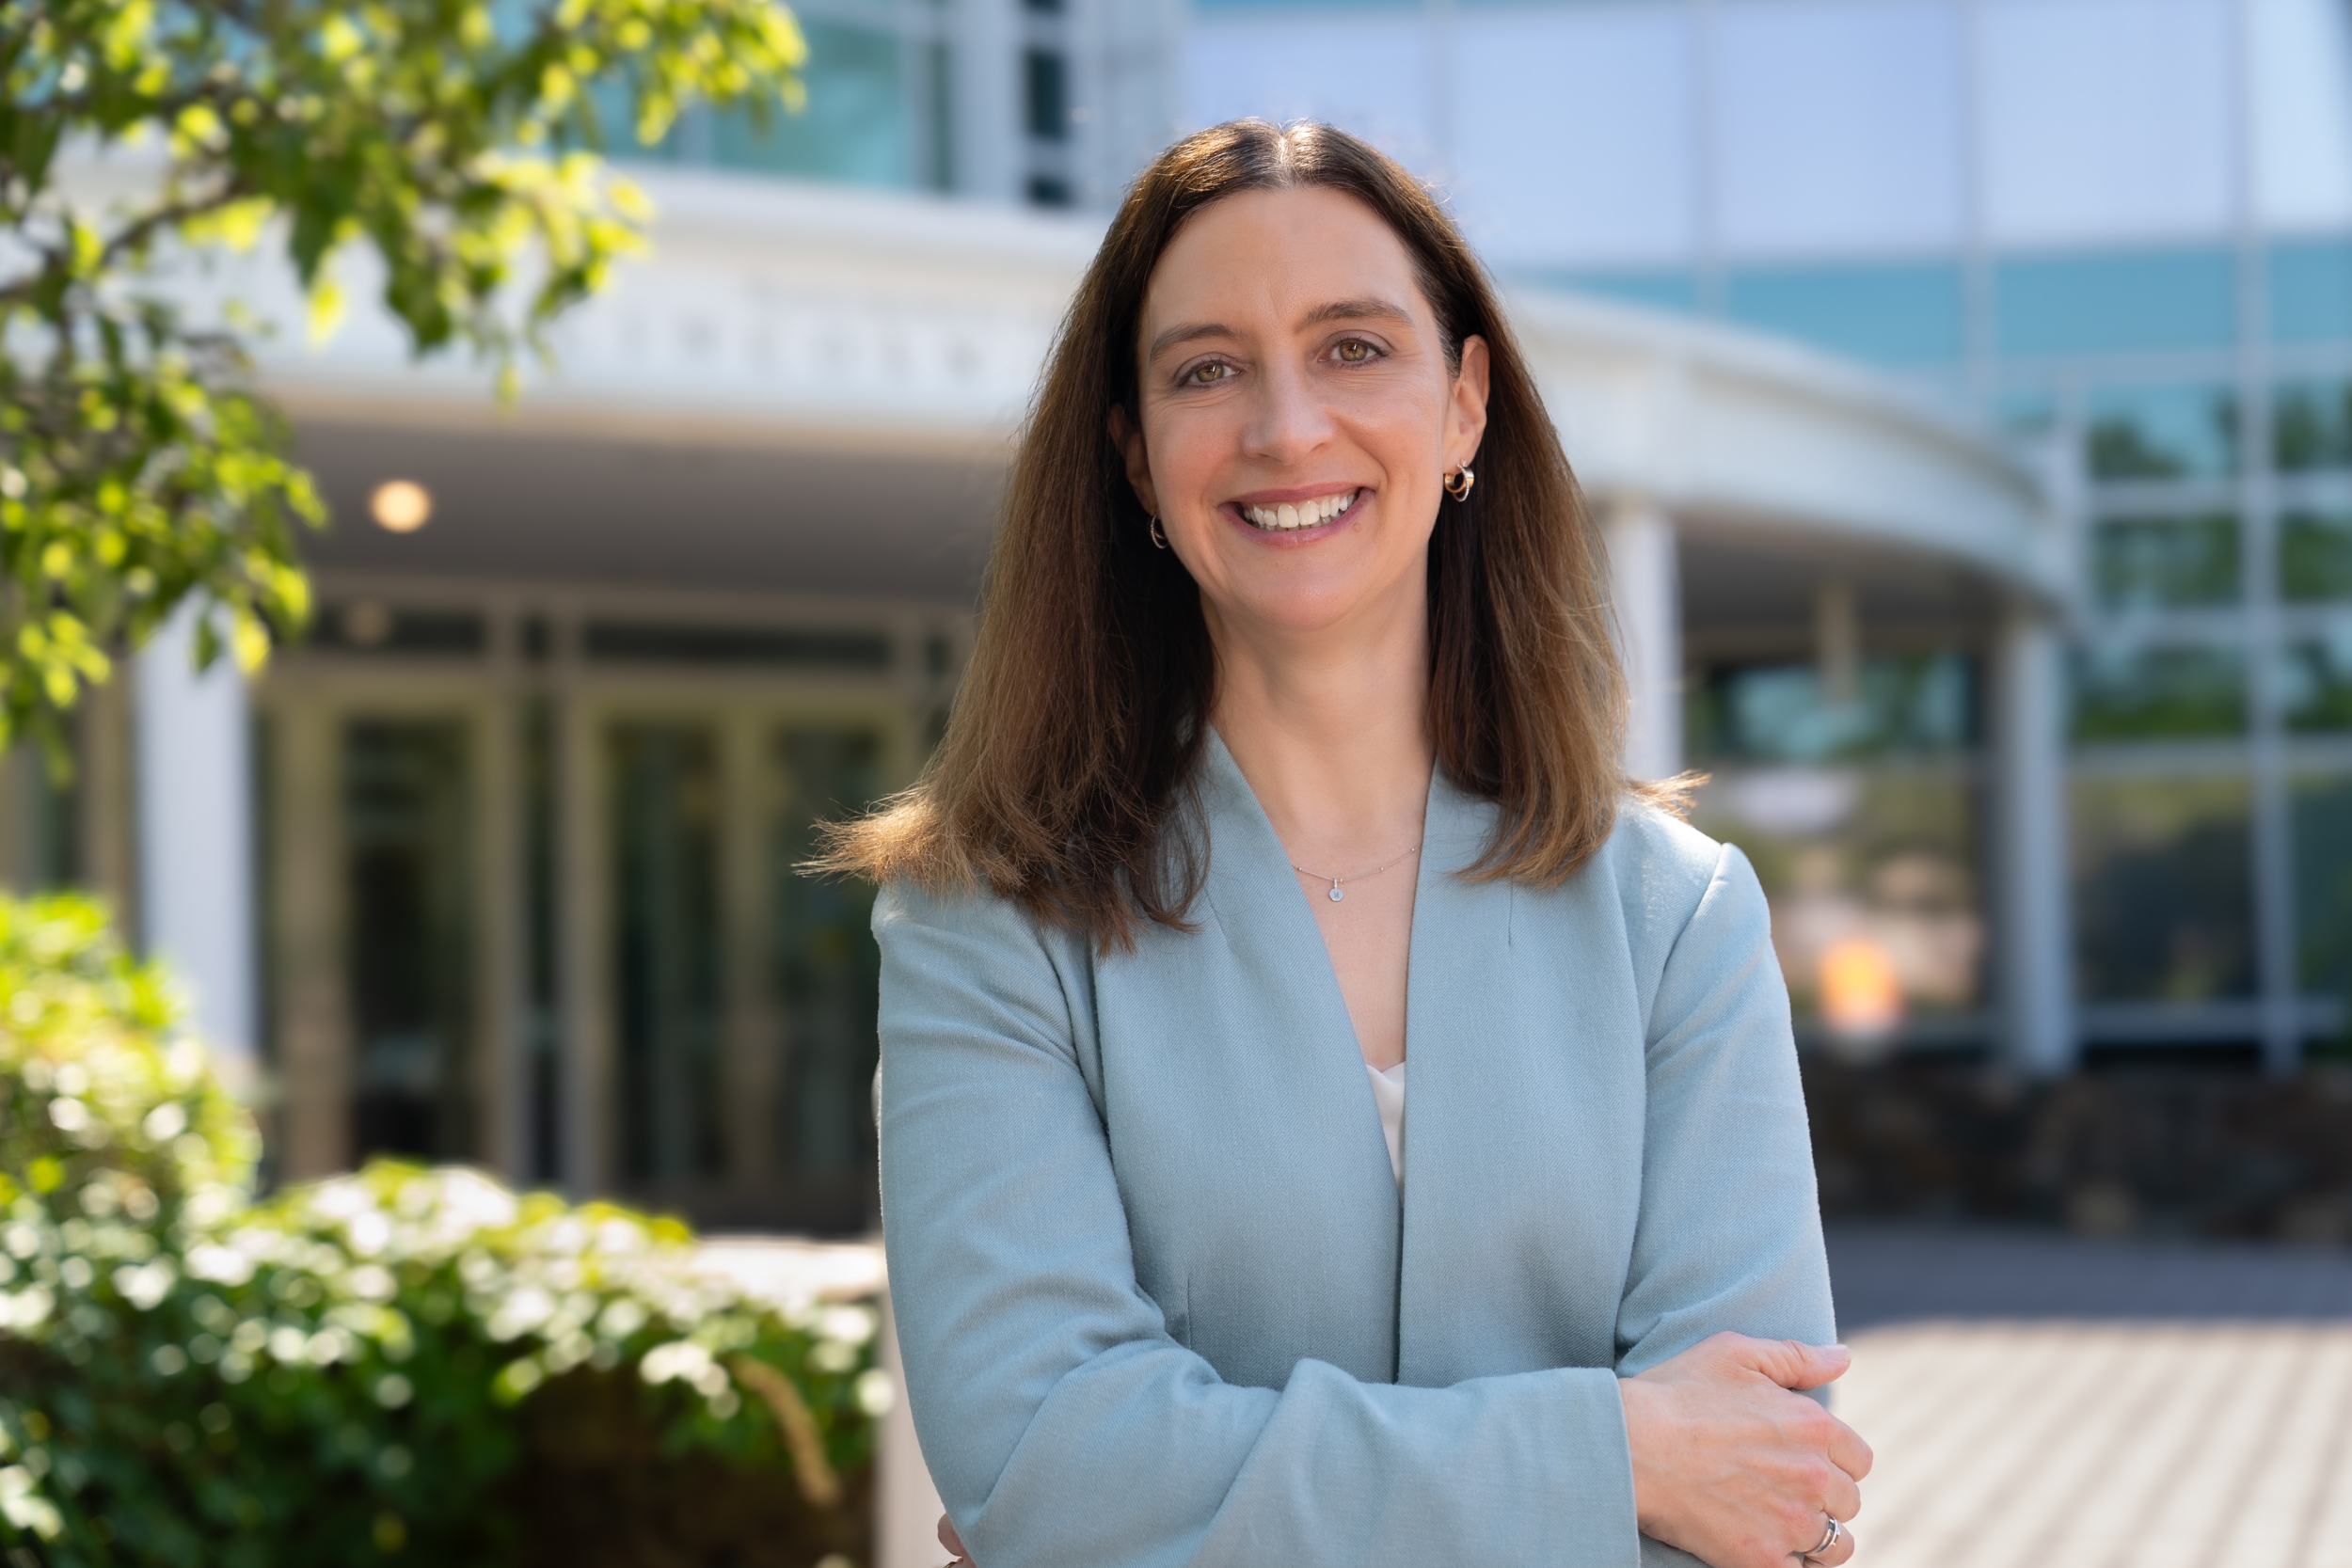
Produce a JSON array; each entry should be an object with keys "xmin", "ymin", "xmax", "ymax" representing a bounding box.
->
[
  {"xmin": 1189, "ymin": 362, "xmax": 1229, "ymax": 385},
  {"xmin": 1335, "ymin": 340, "xmax": 1372, "ymax": 363}
]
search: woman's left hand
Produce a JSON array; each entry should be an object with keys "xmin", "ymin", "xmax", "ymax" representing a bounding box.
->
[{"xmin": 938, "ymin": 1513, "xmax": 975, "ymax": 1567}]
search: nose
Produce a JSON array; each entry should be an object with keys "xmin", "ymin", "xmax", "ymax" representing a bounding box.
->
[{"xmin": 1241, "ymin": 356, "xmax": 1335, "ymax": 466}]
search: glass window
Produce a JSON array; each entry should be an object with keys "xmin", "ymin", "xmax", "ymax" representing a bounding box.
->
[
  {"xmin": 1689, "ymin": 768, "xmax": 1982, "ymax": 1029},
  {"xmin": 1996, "ymin": 387, "xmax": 2058, "ymax": 436},
  {"xmin": 2294, "ymin": 773, "xmax": 2352, "ymax": 1006},
  {"xmin": 2072, "ymin": 641, "xmax": 2246, "ymax": 741},
  {"xmin": 345, "ymin": 720, "xmax": 474, "ymax": 1163},
  {"xmin": 2274, "ymin": 379, "xmax": 2352, "ymax": 472},
  {"xmin": 771, "ymin": 727, "xmax": 885, "ymax": 1234},
  {"xmin": 2269, "ymin": 240, "xmax": 2352, "ymax": 345},
  {"xmin": 610, "ymin": 723, "xmax": 725, "ymax": 1183},
  {"xmin": 2283, "ymin": 632, "xmax": 2352, "ymax": 734},
  {"xmin": 1540, "ymin": 269, "xmax": 1702, "ymax": 313},
  {"xmin": 710, "ymin": 21, "xmax": 914, "ymax": 188},
  {"xmin": 2073, "ymin": 777, "xmax": 2255, "ymax": 1004},
  {"xmin": 2282, "ymin": 511, "xmax": 2352, "ymax": 601},
  {"xmin": 1724, "ymin": 263, "xmax": 1965, "ymax": 368},
  {"xmin": 1686, "ymin": 654, "xmax": 1976, "ymax": 766},
  {"xmin": 2090, "ymin": 514, "xmax": 2240, "ymax": 610},
  {"xmin": 1025, "ymin": 47, "xmax": 1068, "ymax": 142},
  {"xmin": 2083, "ymin": 383, "xmax": 2239, "ymax": 482},
  {"xmin": 1994, "ymin": 248, "xmax": 2236, "ymax": 357}
]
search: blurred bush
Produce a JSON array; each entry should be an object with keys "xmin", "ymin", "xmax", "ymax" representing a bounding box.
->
[
  {"xmin": 0, "ymin": 895, "xmax": 883, "ymax": 1566},
  {"xmin": 1805, "ymin": 1053, "xmax": 2352, "ymax": 1243}
]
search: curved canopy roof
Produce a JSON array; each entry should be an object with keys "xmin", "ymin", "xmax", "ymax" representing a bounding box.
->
[{"xmin": 145, "ymin": 164, "xmax": 2058, "ymax": 607}]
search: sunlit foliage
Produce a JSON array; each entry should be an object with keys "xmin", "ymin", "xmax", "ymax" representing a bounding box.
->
[
  {"xmin": 0, "ymin": 895, "xmax": 882, "ymax": 1563},
  {"xmin": 0, "ymin": 0, "xmax": 806, "ymax": 758}
]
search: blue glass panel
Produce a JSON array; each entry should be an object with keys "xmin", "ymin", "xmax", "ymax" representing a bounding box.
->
[
  {"xmin": 1534, "ymin": 269, "xmax": 1701, "ymax": 313},
  {"xmin": 2268, "ymin": 239, "xmax": 2352, "ymax": 344},
  {"xmin": 2073, "ymin": 776, "xmax": 2255, "ymax": 1004},
  {"xmin": 2294, "ymin": 772, "xmax": 2352, "ymax": 1001},
  {"xmin": 1994, "ymin": 248, "xmax": 2237, "ymax": 357},
  {"xmin": 2283, "ymin": 629, "xmax": 2352, "ymax": 733},
  {"xmin": 1724, "ymin": 263, "xmax": 1964, "ymax": 367},
  {"xmin": 1687, "ymin": 654, "xmax": 1976, "ymax": 765},
  {"xmin": 1194, "ymin": 0, "xmax": 1416, "ymax": 9},
  {"xmin": 710, "ymin": 21, "xmax": 912, "ymax": 188},
  {"xmin": 2282, "ymin": 512, "xmax": 2352, "ymax": 602},
  {"xmin": 2072, "ymin": 641, "xmax": 2246, "ymax": 741},
  {"xmin": 2274, "ymin": 379, "xmax": 2352, "ymax": 471},
  {"xmin": 2083, "ymin": 382, "xmax": 2240, "ymax": 480},
  {"xmin": 2091, "ymin": 514, "xmax": 2241, "ymax": 610}
]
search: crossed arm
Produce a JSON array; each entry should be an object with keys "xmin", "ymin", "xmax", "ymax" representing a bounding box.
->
[{"xmin": 878, "ymin": 847, "xmax": 1869, "ymax": 1568}]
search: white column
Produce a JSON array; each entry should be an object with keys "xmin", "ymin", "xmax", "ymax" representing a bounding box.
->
[
  {"xmin": 1991, "ymin": 604, "xmax": 2075, "ymax": 1077},
  {"xmin": 875, "ymin": 1294, "xmax": 949, "ymax": 1568},
  {"xmin": 135, "ymin": 602, "xmax": 257, "ymax": 1088},
  {"xmin": 1604, "ymin": 495, "xmax": 1684, "ymax": 782}
]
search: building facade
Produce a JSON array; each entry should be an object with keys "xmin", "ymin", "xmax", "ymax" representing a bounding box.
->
[
  {"xmin": 56, "ymin": 0, "xmax": 2352, "ymax": 1241},
  {"xmin": 1176, "ymin": 0, "xmax": 2352, "ymax": 1069}
]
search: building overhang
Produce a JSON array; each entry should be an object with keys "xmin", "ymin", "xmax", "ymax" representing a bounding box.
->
[{"xmin": 89, "ymin": 160, "xmax": 2059, "ymax": 610}]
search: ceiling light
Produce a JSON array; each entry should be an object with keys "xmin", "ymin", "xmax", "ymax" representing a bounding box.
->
[{"xmin": 370, "ymin": 480, "xmax": 433, "ymax": 533}]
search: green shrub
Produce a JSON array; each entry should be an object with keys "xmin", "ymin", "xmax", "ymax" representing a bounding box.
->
[{"xmin": 0, "ymin": 895, "xmax": 883, "ymax": 1566}]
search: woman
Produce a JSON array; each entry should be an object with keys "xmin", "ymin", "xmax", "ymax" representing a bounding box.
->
[{"xmin": 824, "ymin": 120, "xmax": 1870, "ymax": 1568}]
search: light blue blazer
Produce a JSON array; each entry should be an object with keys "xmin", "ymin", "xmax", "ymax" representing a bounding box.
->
[{"xmin": 875, "ymin": 735, "xmax": 1835, "ymax": 1568}]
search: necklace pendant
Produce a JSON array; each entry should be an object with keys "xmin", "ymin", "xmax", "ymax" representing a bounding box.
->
[{"xmin": 1328, "ymin": 883, "xmax": 1344, "ymax": 902}]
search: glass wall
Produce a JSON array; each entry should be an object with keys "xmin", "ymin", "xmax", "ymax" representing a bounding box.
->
[
  {"xmin": 345, "ymin": 720, "xmax": 475, "ymax": 1163},
  {"xmin": 2071, "ymin": 776, "xmax": 2256, "ymax": 1006},
  {"xmin": 610, "ymin": 722, "xmax": 726, "ymax": 1184},
  {"xmin": 771, "ymin": 726, "xmax": 885, "ymax": 1232},
  {"xmin": 1687, "ymin": 654, "xmax": 1983, "ymax": 1047},
  {"xmin": 610, "ymin": 0, "xmax": 953, "ymax": 193}
]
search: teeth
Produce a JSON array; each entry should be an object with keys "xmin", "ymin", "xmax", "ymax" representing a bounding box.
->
[{"xmin": 1241, "ymin": 489, "xmax": 1358, "ymax": 531}]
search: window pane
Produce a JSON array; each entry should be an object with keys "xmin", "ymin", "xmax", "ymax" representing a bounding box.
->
[
  {"xmin": 771, "ymin": 726, "xmax": 884, "ymax": 1235},
  {"xmin": 610, "ymin": 723, "xmax": 725, "ymax": 1183},
  {"xmin": 1025, "ymin": 48, "xmax": 1068, "ymax": 142},
  {"xmin": 1539, "ymin": 268, "xmax": 1701, "ymax": 312},
  {"xmin": 2295, "ymin": 773, "xmax": 2352, "ymax": 1001},
  {"xmin": 2073, "ymin": 776, "xmax": 2255, "ymax": 1004},
  {"xmin": 2282, "ymin": 511, "xmax": 2352, "ymax": 600},
  {"xmin": 2283, "ymin": 633, "xmax": 2352, "ymax": 733},
  {"xmin": 1686, "ymin": 654, "xmax": 1976, "ymax": 766},
  {"xmin": 1994, "ymin": 249, "xmax": 2236, "ymax": 357},
  {"xmin": 1724, "ymin": 262, "xmax": 1964, "ymax": 367},
  {"xmin": 345, "ymin": 720, "xmax": 474, "ymax": 1163},
  {"xmin": 2272, "ymin": 379, "xmax": 2352, "ymax": 471},
  {"xmin": 710, "ymin": 22, "xmax": 912, "ymax": 188},
  {"xmin": 2269, "ymin": 240, "xmax": 2352, "ymax": 344},
  {"xmin": 2072, "ymin": 641, "xmax": 2246, "ymax": 741},
  {"xmin": 2084, "ymin": 383, "xmax": 2240, "ymax": 481},
  {"xmin": 2090, "ymin": 514, "xmax": 2240, "ymax": 610},
  {"xmin": 1690, "ymin": 768, "xmax": 1982, "ymax": 1029}
]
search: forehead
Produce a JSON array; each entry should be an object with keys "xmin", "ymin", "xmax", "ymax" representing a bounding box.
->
[{"xmin": 1140, "ymin": 185, "xmax": 1432, "ymax": 340}]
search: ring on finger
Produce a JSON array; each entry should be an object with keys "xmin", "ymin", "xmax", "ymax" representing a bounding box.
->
[{"xmin": 1803, "ymin": 1515, "xmax": 1842, "ymax": 1560}]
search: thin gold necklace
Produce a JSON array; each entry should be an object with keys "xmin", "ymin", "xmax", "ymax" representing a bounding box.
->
[{"xmin": 1290, "ymin": 844, "xmax": 1420, "ymax": 903}]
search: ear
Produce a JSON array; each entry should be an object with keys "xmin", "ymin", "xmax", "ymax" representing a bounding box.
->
[
  {"xmin": 1108, "ymin": 404, "xmax": 1160, "ymax": 518},
  {"xmin": 1447, "ymin": 335, "xmax": 1491, "ymax": 472}
]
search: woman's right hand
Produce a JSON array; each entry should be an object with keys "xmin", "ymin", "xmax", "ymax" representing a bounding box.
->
[
  {"xmin": 1618, "ymin": 1333, "xmax": 1871, "ymax": 1568},
  {"xmin": 938, "ymin": 1513, "xmax": 974, "ymax": 1568}
]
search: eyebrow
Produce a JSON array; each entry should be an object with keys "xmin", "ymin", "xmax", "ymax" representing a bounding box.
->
[{"xmin": 1145, "ymin": 296, "xmax": 1416, "ymax": 363}]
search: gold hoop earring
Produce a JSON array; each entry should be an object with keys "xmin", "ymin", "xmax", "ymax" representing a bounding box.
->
[
  {"xmin": 1148, "ymin": 515, "xmax": 1168, "ymax": 549},
  {"xmin": 1443, "ymin": 465, "xmax": 1477, "ymax": 501}
]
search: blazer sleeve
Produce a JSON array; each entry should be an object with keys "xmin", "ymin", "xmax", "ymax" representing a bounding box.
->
[
  {"xmin": 1614, "ymin": 842, "xmax": 1837, "ymax": 1377},
  {"xmin": 876, "ymin": 881, "xmax": 1645, "ymax": 1568}
]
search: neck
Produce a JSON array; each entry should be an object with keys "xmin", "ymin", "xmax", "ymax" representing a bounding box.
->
[{"xmin": 1205, "ymin": 573, "xmax": 1437, "ymax": 865}]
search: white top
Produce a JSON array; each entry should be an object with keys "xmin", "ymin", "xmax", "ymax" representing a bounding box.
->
[{"xmin": 1366, "ymin": 1061, "xmax": 1406, "ymax": 1186}]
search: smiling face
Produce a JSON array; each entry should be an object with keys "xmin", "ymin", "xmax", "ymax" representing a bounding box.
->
[{"xmin": 1116, "ymin": 185, "xmax": 1488, "ymax": 647}]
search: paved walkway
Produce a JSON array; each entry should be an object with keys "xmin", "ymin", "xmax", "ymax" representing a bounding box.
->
[{"xmin": 1824, "ymin": 1227, "xmax": 2352, "ymax": 1568}]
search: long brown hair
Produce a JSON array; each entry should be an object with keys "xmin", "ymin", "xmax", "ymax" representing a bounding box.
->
[{"xmin": 819, "ymin": 119, "xmax": 1657, "ymax": 948}]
